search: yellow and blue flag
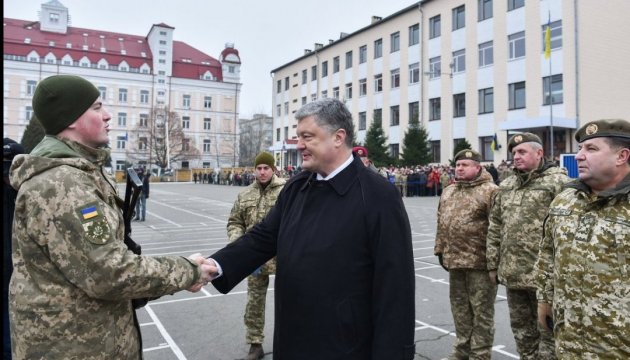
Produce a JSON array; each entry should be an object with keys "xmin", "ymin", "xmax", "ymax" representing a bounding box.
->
[
  {"xmin": 545, "ymin": 16, "xmax": 551, "ymax": 59},
  {"xmin": 81, "ymin": 206, "xmax": 99, "ymax": 220}
]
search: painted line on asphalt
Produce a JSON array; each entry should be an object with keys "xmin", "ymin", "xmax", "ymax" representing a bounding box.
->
[
  {"xmin": 143, "ymin": 305, "xmax": 187, "ymax": 359},
  {"xmin": 145, "ymin": 210, "xmax": 182, "ymax": 227},
  {"xmin": 150, "ymin": 199, "xmax": 228, "ymax": 224}
]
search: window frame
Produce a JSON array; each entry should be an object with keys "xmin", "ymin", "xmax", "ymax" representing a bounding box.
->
[
  {"xmin": 478, "ymin": 87, "xmax": 494, "ymax": 114},
  {"xmin": 429, "ymin": 97, "xmax": 441, "ymax": 121},
  {"xmin": 390, "ymin": 32, "xmax": 400, "ymax": 53},
  {"xmin": 478, "ymin": 41, "xmax": 494, "ymax": 67},
  {"xmin": 508, "ymin": 81, "xmax": 526, "ymax": 110},
  {"xmin": 345, "ymin": 51, "xmax": 353, "ymax": 69},
  {"xmin": 452, "ymin": 5, "xmax": 466, "ymax": 31},
  {"xmin": 453, "ymin": 93, "xmax": 466, "ymax": 118},
  {"xmin": 429, "ymin": 15, "xmax": 441, "ymax": 39},
  {"xmin": 542, "ymin": 74, "xmax": 563, "ymax": 105},
  {"xmin": 390, "ymin": 68, "xmax": 400, "ymax": 89},
  {"xmin": 390, "ymin": 105, "xmax": 400, "ymax": 126},
  {"xmin": 374, "ymin": 38, "xmax": 383, "ymax": 58},
  {"xmin": 359, "ymin": 45, "xmax": 367, "ymax": 64},
  {"xmin": 478, "ymin": 0, "xmax": 493, "ymax": 21},
  {"xmin": 453, "ymin": 49, "xmax": 466, "ymax": 73},
  {"xmin": 409, "ymin": 24, "xmax": 420, "ymax": 46},
  {"xmin": 508, "ymin": 31, "xmax": 526, "ymax": 60}
]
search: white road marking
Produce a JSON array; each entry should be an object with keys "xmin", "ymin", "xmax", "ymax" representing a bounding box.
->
[{"xmin": 143, "ymin": 305, "xmax": 187, "ymax": 359}]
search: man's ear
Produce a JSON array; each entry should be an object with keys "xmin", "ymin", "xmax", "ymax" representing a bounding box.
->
[
  {"xmin": 616, "ymin": 147, "xmax": 630, "ymax": 166},
  {"xmin": 334, "ymin": 128, "xmax": 347, "ymax": 147}
]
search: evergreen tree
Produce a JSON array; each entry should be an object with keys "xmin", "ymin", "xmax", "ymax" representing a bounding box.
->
[
  {"xmin": 20, "ymin": 115, "xmax": 45, "ymax": 153},
  {"xmin": 364, "ymin": 110, "xmax": 390, "ymax": 167},
  {"xmin": 449, "ymin": 138, "xmax": 473, "ymax": 166},
  {"xmin": 401, "ymin": 114, "xmax": 432, "ymax": 166}
]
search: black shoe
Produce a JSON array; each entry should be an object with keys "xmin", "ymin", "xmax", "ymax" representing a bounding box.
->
[
  {"xmin": 245, "ymin": 344, "xmax": 264, "ymax": 360},
  {"xmin": 133, "ymin": 217, "xmax": 140, "ymax": 221}
]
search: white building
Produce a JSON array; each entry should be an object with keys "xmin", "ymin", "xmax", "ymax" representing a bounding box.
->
[
  {"xmin": 271, "ymin": 0, "xmax": 630, "ymax": 166},
  {"xmin": 3, "ymin": 0, "xmax": 242, "ymax": 171}
]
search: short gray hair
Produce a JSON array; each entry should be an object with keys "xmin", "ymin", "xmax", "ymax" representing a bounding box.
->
[{"xmin": 295, "ymin": 98, "xmax": 354, "ymax": 147}]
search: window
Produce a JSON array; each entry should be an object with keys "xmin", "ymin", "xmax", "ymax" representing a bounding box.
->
[
  {"xmin": 358, "ymin": 45, "xmax": 367, "ymax": 64},
  {"xmin": 390, "ymin": 32, "xmax": 400, "ymax": 52},
  {"xmin": 409, "ymin": 102, "xmax": 419, "ymax": 122},
  {"xmin": 228, "ymin": 65, "xmax": 235, "ymax": 73},
  {"xmin": 358, "ymin": 112, "xmax": 367, "ymax": 130},
  {"xmin": 285, "ymin": 77, "xmax": 289, "ymax": 90},
  {"xmin": 159, "ymin": 50, "xmax": 166, "ymax": 55},
  {"xmin": 453, "ymin": 5, "xmax": 466, "ymax": 30},
  {"xmin": 479, "ymin": 41, "xmax": 494, "ymax": 67},
  {"xmin": 25, "ymin": 106, "xmax": 33, "ymax": 121},
  {"xmin": 322, "ymin": 61, "xmax": 328, "ymax": 77},
  {"xmin": 345, "ymin": 83, "xmax": 353, "ymax": 100},
  {"xmin": 115, "ymin": 160, "xmax": 125, "ymax": 171},
  {"xmin": 374, "ymin": 74, "xmax": 383, "ymax": 92},
  {"xmin": 139, "ymin": 137, "xmax": 147, "ymax": 150},
  {"xmin": 431, "ymin": 140, "xmax": 441, "ymax": 163},
  {"xmin": 159, "ymin": 40, "xmax": 167, "ymax": 45},
  {"xmin": 374, "ymin": 38, "xmax": 383, "ymax": 58},
  {"xmin": 181, "ymin": 160, "xmax": 189, "ymax": 168},
  {"xmin": 182, "ymin": 138, "xmax": 190, "ymax": 152},
  {"xmin": 311, "ymin": 66, "xmax": 317, "ymax": 81},
  {"xmin": 389, "ymin": 144, "xmax": 400, "ymax": 159},
  {"xmin": 542, "ymin": 20, "xmax": 563, "ymax": 52},
  {"xmin": 409, "ymin": 63, "xmax": 420, "ymax": 84},
  {"xmin": 429, "ymin": 57, "xmax": 441, "ymax": 79},
  {"xmin": 373, "ymin": 109, "xmax": 382, "ymax": 124},
  {"xmin": 158, "ymin": 59, "xmax": 166, "ymax": 64},
  {"xmin": 321, "ymin": 90, "xmax": 328, "ymax": 99},
  {"xmin": 345, "ymin": 51, "xmax": 353, "ymax": 69},
  {"xmin": 390, "ymin": 68, "xmax": 400, "ymax": 89},
  {"xmin": 277, "ymin": 80, "xmax": 282, "ymax": 93},
  {"xmin": 204, "ymin": 117, "xmax": 211, "ymax": 130},
  {"xmin": 429, "ymin": 97, "xmax": 441, "ymax": 120},
  {"xmin": 478, "ymin": 0, "xmax": 493, "ymax": 21},
  {"xmin": 284, "ymin": 102, "xmax": 289, "ymax": 115},
  {"xmin": 509, "ymin": 31, "xmax": 526, "ymax": 59},
  {"xmin": 453, "ymin": 49, "xmax": 466, "ymax": 73},
  {"xmin": 160, "ymin": 31, "xmax": 167, "ymax": 36},
  {"xmin": 284, "ymin": 127, "xmax": 289, "ymax": 140},
  {"xmin": 479, "ymin": 136, "xmax": 494, "ymax": 161},
  {"xmin": 333, "ymin": 87, "xmax": 339, "ymax": 99},
  {"xmin": 182, "ymin": 116, "xmax": 190, "ymax": 129},
  {"xmin": 140, "ymin": 90, "xmax": 149, "ymax": 104},
  {"xmin": 333, "ymin": 56, "xmax": 340, "ymax": 73},
  {"xmin": 203, "ymin": 139, "xmax": 211, "ymax": 152},
  {"xmin": 26, "ymin": 80, "xmax": 37, "ymax": 96},
  {"xmin": 478, "ymin": 87, "xmax": 494, "ymax": 114},
  {"xmin": 117, "ymin": 136, "xmax": 126, "ymax": 149},
  {"xmin": 302, "ymin": 70, "xmax": 307, "ymax": 84},
  {"xmin": 453, "ymin": 93, "xmax": 466, "ymax": 117},
  {"xmin": 118, "ymin": 113, "xmax": 127, "ymax": 126},
  {"xmin": 390, "ymin": 105, "xmax": 400, "ymax": 126},
  {"xmin": 302, "ymin": 96, "xmax": 307, "ymax": 105},
  {"xmin": 118, "ymin": 88, "xmax": 127, "ymax": 102},
  {"xmin": 409, "ymin": 24, "xmax": 420, "ymax": 46},
  {"xmin": 311, "ymin": 94, "xmax": 317, "ymax": 102},
  {"xmin": 359, "ymin": 78, "xmax": 367, "ymax": 96},
  {"xmin": 276, "ymin": 104, "xmax": 281, "ymax": 116},
  {"xmin": 139, "ymin": 114, "xmax": 148, "ymax": 127},
  {"xmin": 204, "ymin": 96, "xmax": 212, "ymax": 108},
  {"xmin": 543, "ymin": 74, "xmax": 563, "ymax": 105},
  {"xmin": 276, "ymin": 128, "xmax": 280, "ymax": 141},
  {"xmin": 183, "ymin": 94, "xmax": 191, "ymax": 108},
  {"xmin": 49, "ymin": 12, "xmax": 59, "ymax": 23},
  {"xmin": 429, "ymin": 15, "xmax": 441, "ymax": 39},
  {"xmin": 509, "ymin": 81, "xmax": 526, "ymax": 109},
  {"xmin": 508, "ymin": 0, "xmax": 524, "ymax": 11}
]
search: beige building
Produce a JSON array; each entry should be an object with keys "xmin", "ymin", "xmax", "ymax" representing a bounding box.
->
[
  {"xmin": 271, "ymin": 0, "xmax": 630, "ymax": 165},
  {"xmin": 3, "ymin": 0, "xmax": 242, "ymax": 172}
]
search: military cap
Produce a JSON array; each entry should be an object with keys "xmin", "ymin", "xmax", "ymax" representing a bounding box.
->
[
  {"xmin": 353, "ymin": 146, "xmax": 368, "ymax": 157},
  {"xmin": 255, "ymin": 152, "xmax": 275, "ymax": 169},
  {"xmin": 507, "ymin": 132, "xmax": 542, "ymax": 152},
  {"xmin": 575, "ymin": 119, "xmax": 630, "ymax": 143},
  {"xmin": 32, "ymin": 75, "xmax": 101, "ymax": 135},
  {"xmin": 454, "ymin": 149, "xmax": 482, "ymax": 163}
]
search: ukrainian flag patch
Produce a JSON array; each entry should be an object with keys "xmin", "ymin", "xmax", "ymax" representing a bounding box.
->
[{"xmin": 81, "ymin": 205, "xmax": 99, "ymax": 220}]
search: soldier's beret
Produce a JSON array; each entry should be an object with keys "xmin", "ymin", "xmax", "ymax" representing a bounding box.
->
[
  {"xmin": 507, "ymin": 132, "xmax": 542, "ymax": 152},
  {"xmin": 255, "ymin": 152, "xmax": 275, "ymax": 169},
  {"xmin": 353, "ymin": 146, "xmax": 368, "ymax": 157},
  {"xmin": 454, "ymin": 149, "xmax": 482, "ymax": 163},
  {"xmin": 33, "ymin": 75, "xmax": 101, "ymax": 135},
  {"xmin": 575, "ymin": 119, "xmax": 630, "ymax": 143}
]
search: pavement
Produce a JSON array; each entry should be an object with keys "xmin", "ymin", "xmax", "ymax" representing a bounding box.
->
[{"xmin": 125, "ymin": 182, "xmax": 519, "ymax": 360}]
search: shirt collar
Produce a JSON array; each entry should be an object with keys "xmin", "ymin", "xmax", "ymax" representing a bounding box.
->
[{"xmin": 316, "ymin": 154, "xmax": 353, "ymax": 180}]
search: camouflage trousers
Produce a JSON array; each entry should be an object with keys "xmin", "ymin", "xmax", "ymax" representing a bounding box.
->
[
  {"xmin": 244, "ymin": 273, "xmax": 271, "ymax": 344},
  {"xmin": 448, "ymin": 269, "xmax": 498, "ymax": 360},
  {"xmin": 506, "ymin": 288, "xmax": 556, "ymax": 360}
]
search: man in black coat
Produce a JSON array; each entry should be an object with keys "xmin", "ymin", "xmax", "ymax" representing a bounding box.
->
[{"xmin": 207, "ymin": 98, "xmax": 416, "ymax": 359}]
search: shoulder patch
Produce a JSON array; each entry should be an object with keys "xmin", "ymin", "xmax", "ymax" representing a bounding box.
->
[
  {"xmin": 78, "ymin": 202, "xmax": 102, "ymax": 222},
  {"xmin": 77, "ymin": 202, "xmax": 111, "ymax": 245}
]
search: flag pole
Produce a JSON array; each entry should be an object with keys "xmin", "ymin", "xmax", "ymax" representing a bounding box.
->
[{"xmin": 547, "ymin": 11, "xmax": 555, "ymax": 161}]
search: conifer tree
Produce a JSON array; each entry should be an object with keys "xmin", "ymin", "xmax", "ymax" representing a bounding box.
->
[
  {"xmin": 364, "ymin": 110, "xmax": 390, "ymax": 167},
  {"xmin": 449, "ymin": 138, "xmax": 473, "ymax": 166},
  {"xmin": 401, "ymin": 114, "xmax": 432, "ymax": 166},
  {"xmin": 20, "ymin": 115, "xmax": 45, "ymax": 153}
]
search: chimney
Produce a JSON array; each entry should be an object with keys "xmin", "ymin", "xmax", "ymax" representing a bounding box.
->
[
  {"xmin": 329, "ymin": 39, "xmax": 334, "ymax": 44},
  {"xmin": 371, "ymin": 16, "xmax": 382, "ymax": 24},
  {"xmin": 304, "ymin": 49, "xmax": 312, "ymax": 55},
  {"xmin": 314, "ymin": 43, "xmax": 323, "ymax": 50},
  {"xmin": 339, "ymin": 32, "xmax": 349, "ymax": 39}
]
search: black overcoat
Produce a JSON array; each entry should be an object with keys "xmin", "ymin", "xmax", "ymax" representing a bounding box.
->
[{"xmin": 211, "ymin": 155, "xmax": 415, "ymax": 359}]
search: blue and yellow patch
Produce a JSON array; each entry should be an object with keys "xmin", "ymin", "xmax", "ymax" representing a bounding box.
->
[{"xmin": 81, "ymin": 206, "xmax": 99, "ymax": 220}]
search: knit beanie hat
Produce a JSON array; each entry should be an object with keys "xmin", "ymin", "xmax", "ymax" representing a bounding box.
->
[
  {"xmin": 32, "ymin": 75, "xmax": 101, "ymax": 135},
  {"xmin": 255, "ymin": 152, "xmax": 275, "ymax": 169}
]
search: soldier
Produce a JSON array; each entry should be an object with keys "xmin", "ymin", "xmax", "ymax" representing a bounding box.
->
[
  {"xmin": 536, "ymin": 119, "xmax": 630, "ymax": 358},
  {"xmin": 435, "ymin": 149, "xmax": 498, "ymax": 360},
  {"xmin": 227, "ymin": 151, "xmax": 286, "ymax": 360},
  {"xmin": 352, "ymin": 145, "xmax": 378, "ymax": 173},
  {"xmin": 486, "ymin": 132, "xmax": 569, "ymax": 360},
  {"xmin": 8, "ymin": 75, "xmax": 215, "ymax": 359}
]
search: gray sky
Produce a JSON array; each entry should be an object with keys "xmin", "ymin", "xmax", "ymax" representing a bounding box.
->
[{"xmin": 5, "ymin": 0, "xmax": 418, "ymax": 118}]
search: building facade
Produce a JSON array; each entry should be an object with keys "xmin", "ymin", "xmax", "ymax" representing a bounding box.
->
[
  {"xmin": 3, "ymin": 0, "xmax": 242, "ymax": 172},
  {"xmin": 270, "ymin": 0, "xmax": 630, "ymax": 165}
]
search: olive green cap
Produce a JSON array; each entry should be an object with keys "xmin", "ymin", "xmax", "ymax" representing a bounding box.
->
[
  {"xmin": 575, "ymin": 119, "xmax": 630, "ymax": 143},
  {"xmin": 507, "ymin": 132, "xmax": 542, "ymax": 152},
  {"xmin": 454, "ymin": 149, "xmax": 481, "ymax": 163},
  {"xmin": 254, "ymin": 152, "xmax": 275, "ymax": 169}
]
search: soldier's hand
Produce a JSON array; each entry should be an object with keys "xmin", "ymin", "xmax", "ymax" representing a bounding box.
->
[
  {"xmin": 436, "ymin": 254, "xmax": 448, "ymax": 272},
  {"xmin": 488, "ymin": 270, "xmax": 498, "ymax": 285},
  {"xmin": 538, "ymin": 302, "xmax": 554, "ymax": 332}
]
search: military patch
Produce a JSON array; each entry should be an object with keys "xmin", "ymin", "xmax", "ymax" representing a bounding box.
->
[
  {"xmin": 514, "ymin": 135, "xmax": 523, "ymax": 143},
  {"xmin": 82, "ymin": 218, "xmax": 111, "ymax": 245},
  {"xmin": 77, "ymin": 202, "xmax": 102, "ymax": 222},
  {"xmin": 585, "ymin": 123, "xmax": 598, "ymax": 136},
  {"xmin": 465, "ymin": 151, "xmax": 472, "ymax": 158}
]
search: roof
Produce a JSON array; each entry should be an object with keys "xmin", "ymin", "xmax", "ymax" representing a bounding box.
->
[
  {"xmin": 3, "ymin": 17, "xmax": 225, "ymax": 81},
  {"xmin": 220, "ymin": 46, "xmax": 241, "ymax": 64}
]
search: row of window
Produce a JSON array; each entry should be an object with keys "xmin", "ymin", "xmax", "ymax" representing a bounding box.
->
[
  {"xmin": 429, "ymin": 0, "xmax": 526, "ymax": 38},
  {"xmin": 115, "ymin": 136, "xmax": 211, "ymax": 153},
  {"xmin": 4, "ymin": 54, "xmax": 152, "ymax": 73},
  {"xmin": 429, "ymin": 74, "xmax": 563, "ymax": 120}
]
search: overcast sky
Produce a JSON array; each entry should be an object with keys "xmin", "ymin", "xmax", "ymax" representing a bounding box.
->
[{"xmin": 5, "ymin": 0, "xmax": 419, "ymax": 118}]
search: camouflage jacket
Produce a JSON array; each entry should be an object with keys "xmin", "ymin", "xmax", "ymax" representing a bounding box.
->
[
  {"xmin": 9, "ymin": 136, "xmax": 201, "ymax": 360},
  {"xmin": 435, "ymin": 169, "xmax": 498, "ymax": 270},
  {"xmin": 486, "ymin": 163, "xmax": 568, "ymax": 289},
  {"xmin": 536, "ymin": 175, "xmax": 630, "ymax": 358},
  {"xmin": 227, "ymin": 174, "xmax": 285, "ymax": 275}
]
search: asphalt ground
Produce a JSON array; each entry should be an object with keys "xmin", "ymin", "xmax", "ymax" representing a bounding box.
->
[{"xmin": 125, "ymin": 182, "xmax": 519, "ymax": 360}]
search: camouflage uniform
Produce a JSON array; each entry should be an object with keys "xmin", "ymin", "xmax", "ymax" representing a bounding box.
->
[
  {"xmin": 536, "ymin": 175, "xmax": 630, "ymax": 359},
  {"xmin": 486, "ymin": 163, "xmax": 568, "ymax": 360},
  {"xmin": 435, "ymin": 169, "xmax": 498, "ymax": 360},
  {"xmin": 8, "ymin": 136, "xmax": 201, "ymax": 360},
  {"xmin": 227, "ymin": 174, "xmax": 285, "ymax": 345}
]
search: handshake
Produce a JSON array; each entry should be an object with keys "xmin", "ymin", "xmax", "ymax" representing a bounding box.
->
[{"xmin": 187, "ymin": 253, "xmax": 220, "ymax": 293}]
